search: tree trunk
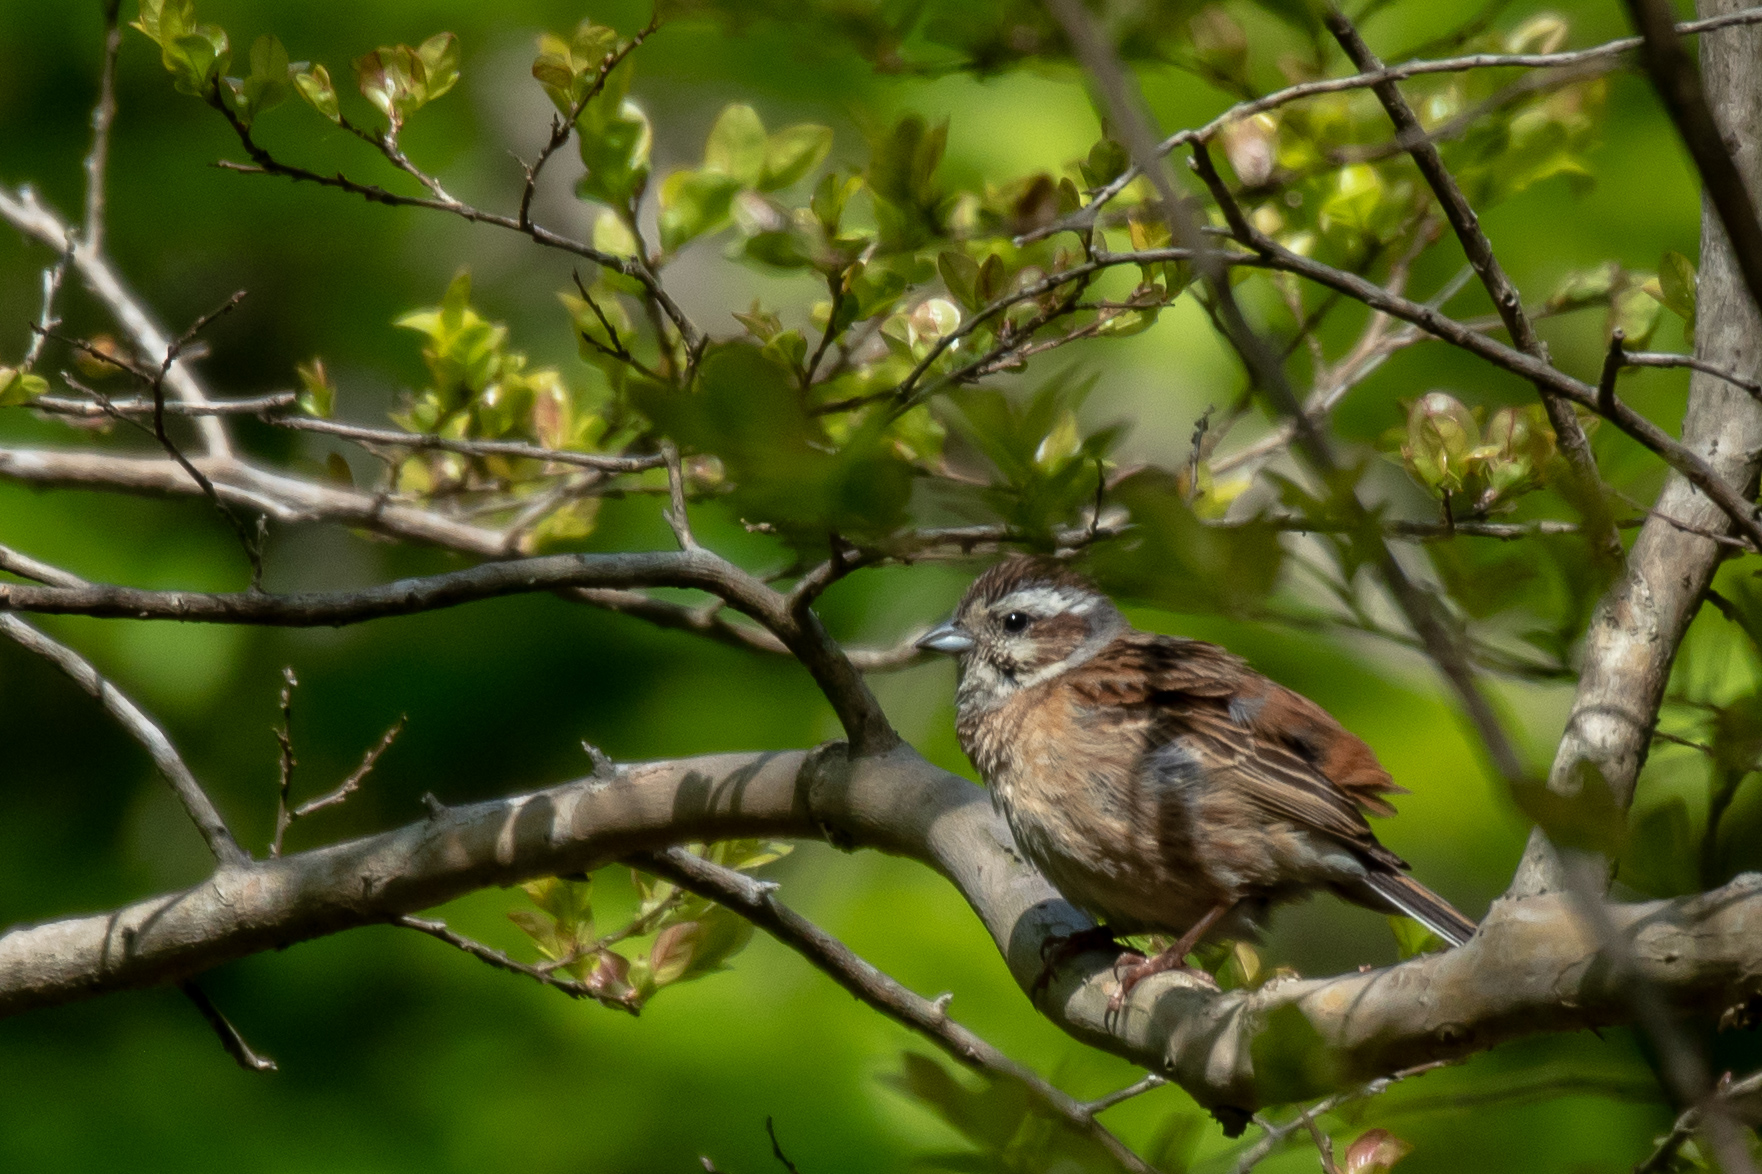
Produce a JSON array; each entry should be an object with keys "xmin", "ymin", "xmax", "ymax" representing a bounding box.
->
[{"xmin": 1511, "ymin": 0, "xmax": 1762, "ymax": 897}]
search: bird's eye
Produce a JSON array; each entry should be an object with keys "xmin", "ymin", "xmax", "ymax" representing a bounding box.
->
[{"xmin": 1002, "ymin": 611, "xmax": 1030, "ymax": 634}]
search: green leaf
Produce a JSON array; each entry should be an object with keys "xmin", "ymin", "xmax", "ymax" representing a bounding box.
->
[
  {"xmin": 704, "ymin": 103, "xmax": 767, "ymax": 187},
  {"xmin": 657, "ymin": 169, "xmax": 742, "ymax": 253},
  {"xmin": 648, "ymin": 904, "xmax": 754, "ymax": 987},
  {"xmin": 295, "ymin": 358, "xmax": 335, "ymax": 418},
  {"xmin": 1387, "ymin": 916, "xmax": 1446, "ymax": 960},
  {"xmin": 532, "ymin": 22, "xmax": 619, "ymax": 113},
  {"xmin": 1078, "ymin": 138, "xmax": 1129, "ymax": 189},
  {"xmin": 938, "ymin": 251, "xmax": 980, "ymax": 311},
  {"xmin": 170, "ymin": 27, "xmax": 231, "ymax": 97},
  {"xmin": 759, "ymin": 124, "xmax": 833, "ymax": 191},
  {"xmin": 293, "ymin": 63, "xmax": 340, "ymax": 122},
  {"xmin": 354, "ymin": 35, "xmax": 457, "ymax": 128},
  {"xmin": 1400, "ymin": 391, "xmax": 1478, "ymax": 497},
  {"xmin": 1319, "ymin": 164, "xmax": 1384, "ymax": 235},
  {"xmin": 1610, "ymin": 283, "xmax": 1661, "ymax": 347},
  {"xmin": 811, "ymin": 171, "xmax": 861, "ymax": 233},
  {"xmin": 416, "ymin": 32, "xmax": 460, "ymax": 102},
  {"xmin": 576, "ymin": 84, "xmax": 652, "ymax": 207},
  {"xmin": 1648, "ymin": 249, "xmax": 1697, "ymax": 342},
  {"xmin": 0, "ymin": 367, "xmax": 48, "ymax": 407},
  {"xmin": 1091, "ymin": 468, "xmax": 1285, "ymax": 615},
  {"xmin": 232, "ymin": 34, "xmax": 291, "ymax": 123},
  {"xmin": 761, "ymin": 328, "xmax": 807, "ymax": 373}
]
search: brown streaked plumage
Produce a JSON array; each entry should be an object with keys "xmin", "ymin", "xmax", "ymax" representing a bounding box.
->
[{"xmin": 917, "ymin": 555, "xmax": 1476, "ymax": 1003}]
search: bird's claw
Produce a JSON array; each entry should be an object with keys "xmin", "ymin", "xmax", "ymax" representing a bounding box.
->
[{"xmin": 1106, "ymin": 952, "xmax": 1220, "ymax": 1016}]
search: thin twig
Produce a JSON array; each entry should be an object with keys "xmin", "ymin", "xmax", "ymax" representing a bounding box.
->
[
  {"xmin": 179, "ymin": 981, "xmax": 277, "ymax": 1072},
  {"xmin": 634, "ymin": 847, "xmax": 1158, "ymax": 1174},
  {"xmin": 1324, "ymin": 6, "xmax": 1618, "ymax": 561},
  {"xmin": 0, "ymin": 611, "xmax": 247, "ymax": 865},
  {"xmin": 1625, "ymin": 350, "xmax": 1762, "ymax": 399},
  {"xmin": 291, "ymin": 715, "xmax": 405, "ymax": 822},
  {"xmin": 764, "ymin": 1118, "xmax": 802, "ymax": 1174},
  {"xmin": 1081, "ymin": 1074, "xmax": 1166, "ymax": 1117},
  {"xmin": 659, "ymin": 440, "xmax": 699, "ymax": 550},
  {"xmin": 518, "ymin": 17, "xmax": 659, "ymax": 230},
  {"xmin": 29, "ymin": 391, "xmax": 297, "ymax": 417},
  {"xmin": 1019, "ymin": 6, "xmax": 1762, "ymax": 245},
  {"xmin": 395, "ymin": 915, "xmax": 639, "ymax": 1012},
  {"xmin": 1626, "ymin": 0, "xmax": 1762, "ymax": 320},
  {"xmin": 1637, "ymin": 1069, "xmax": 1762, "ymax": 1174},
  {"xmin": 141, "ymin": 291, "xmax": 265, "ymax": 586},
  {"xmin": 81, "ymin": 0, "xmax": 124, "ymax": 254},
  {"xmin": 1228, "ymin": 1063, "xmax": 1449, "ymax": 1174},
  {"xmin": 20, "ymin": 248, "xmax": 72, "ymax": 371},
  {"xmin": 210, "ymin": 109, "xmax": 703, "ymax": 355},
  {"xmin": 266, "ymin": 413, "xmax": 666, "ymax": 473},
  {"xmin": 270, "ymin": 667, "xmax": 298, "ymax": 857},
  {"xmin": 0, "ymin": 187, "xmax": 233, "ymax": 455}
]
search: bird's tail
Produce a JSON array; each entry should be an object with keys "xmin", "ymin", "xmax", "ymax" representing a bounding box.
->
[{"xmin": 1358, "ymin": 871, "xmax": 1477, "ymax": 948}]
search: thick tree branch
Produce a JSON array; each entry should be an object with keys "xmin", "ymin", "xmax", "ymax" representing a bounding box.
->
[
  {"xmin": 1513, "ymin": 0, "xmax": 1762, "ymax": 897},
  {"xmin": 3, "ymin": 744, "xmax": 1762, "ymax": 1121},
  {"xmin": 0, "ymin": 548, "xmax": 897, "ymax": 754},
  {"xmin": 1627, "ymin": 0, "xmax": 1762, "ymax": 318}
]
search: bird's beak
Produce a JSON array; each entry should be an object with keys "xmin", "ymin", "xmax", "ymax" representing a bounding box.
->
[{"xmin": 916, "ymin": 619, "xmax": 975, "ymax": 655}]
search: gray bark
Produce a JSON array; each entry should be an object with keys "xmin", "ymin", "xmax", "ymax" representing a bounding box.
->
[
  {"xmin": 5, "ymin": 742, "xmax": 1762, "ymax": 1116},
  {"xmin": 1512, "ymin": 0, "xmax": 1762, "ymax": 896}
]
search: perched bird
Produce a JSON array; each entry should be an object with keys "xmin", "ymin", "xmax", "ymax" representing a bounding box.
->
[{"xmin": 916, "ymin": 555, "xmax": 1476, "ymax": 1003}]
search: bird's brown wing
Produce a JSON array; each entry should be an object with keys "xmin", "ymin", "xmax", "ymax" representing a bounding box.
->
[{"xmin": 1068, "ymin": 632, "xmax": 1407, "ymax": 868}]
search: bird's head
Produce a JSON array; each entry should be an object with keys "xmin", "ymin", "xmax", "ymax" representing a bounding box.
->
[{"xmin": 917, "ymin": 555, "xmax": 1125, "ymax": 713}]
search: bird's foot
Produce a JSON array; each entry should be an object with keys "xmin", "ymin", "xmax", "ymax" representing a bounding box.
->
[
  {"xmin": 1033, "ymin": 926, "xmax": 1122, "ymax": 1000},
  {"xmin": 1106, "ymin": 947, "xmax": 1219, "ymax": 1015}
]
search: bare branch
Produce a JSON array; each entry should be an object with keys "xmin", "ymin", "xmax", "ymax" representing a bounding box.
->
[
  {"xmin": 29, "ymin": 391, "xmax": 297, "ymax": 417},
  {"xmin": 266, "ymin": 413, "xmax": 667, "ymax": 474},
  {"xmin": 0, "ymin": 546, "xmax": 899, "ymax": 754},
  {"xmin": 659, "ymin": 440, "xmax": 699, "ymax": 550},
  {"xmin": 0, "ymin": 446, "xmax": 510, "ymax": 554},
  {"xmin": 1020, "ymin": 6, "xmax": 1762, "ymax": 245},
  {"xmin": 1637, "ymin": 1069, "xmax": 1762, "ymax": 1174},
  {"xmin": 0, "ymin": 611, "xmax": 246, "ymax": 866},
  {"xmin": 518, "ymin": 17, "xmax": 660, "ymax": 230},
  {"xmin": 395, "ymin": 915, "xmax": 638, "ymax": 1013},
  {"xmin": 1323, "ymin": 6, "xmax": 1618, "ymax": 560},
  {"xmin": 636, "ymin": 845, "xmax": 1159, "ymax": 1174},
  {"xmin": 6, "ymin": 745, "xmax": 1762, "ymax": 1120},
  {"xmin": 0, "ymin": 542, "xmax": 84, "ymax": 588},
  {"xmin": 1627, "ymin": 0, "xmax": 1762, "ymax": 318},
  {"xmin": 0, "ymin": 188, "xmax": 231, "ymax": 455},
  {"xmin": 81, "ymin": 0, "xmax": 123, "ymax": 254},
  {"xmin": 179, "ymin": 981, "xmax": 276, "ymax": 1072}
]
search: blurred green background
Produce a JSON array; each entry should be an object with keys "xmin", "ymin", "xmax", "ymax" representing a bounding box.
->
[{"xmin": 0, "ymin": 1, "xmax": 1751, "ymax": 1170}]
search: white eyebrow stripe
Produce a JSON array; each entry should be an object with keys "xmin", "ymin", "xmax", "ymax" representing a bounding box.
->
[{"xmin": 994, "ymin": 585, "xmax": 1092, "ymax": 616}]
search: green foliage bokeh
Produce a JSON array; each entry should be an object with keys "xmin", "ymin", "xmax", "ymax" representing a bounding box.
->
[{"xmin": 2, "ymin": 1, "xmax": 1757, "ymax": 1171}]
